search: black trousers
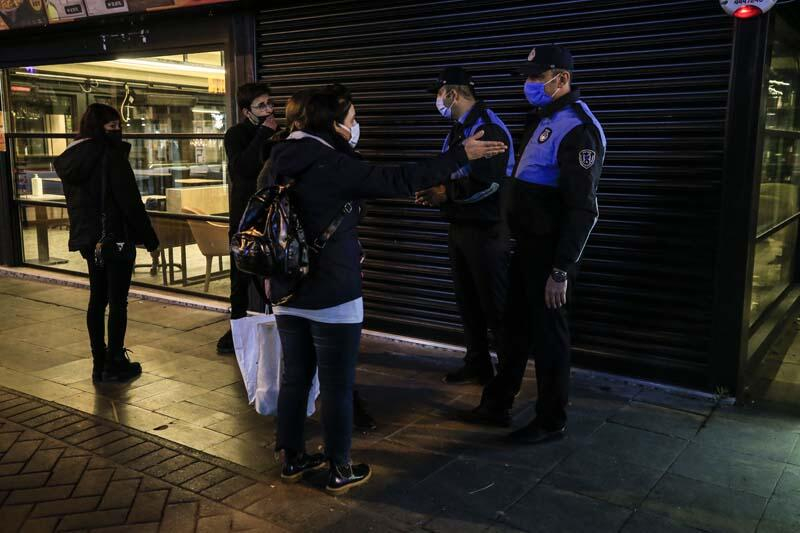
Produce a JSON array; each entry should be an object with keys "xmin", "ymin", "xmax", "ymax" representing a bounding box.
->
[
  {"xmin": 81, "ymin": 244, "xmax": 136, "ymax": 358},
  {"xmin": 448, "ymin": 222, "xmax": 510, "ymax": 370},
  {"xmin": 229, "ymin": 251, "xmax": 268, "ymax": 319},
  {"xmin": 275, "ymin": 315, "xmax": 362, "ymax": 465},
  {"xmin": 483, "ymin": 232, "xmax": 571, "ymax": 430}
]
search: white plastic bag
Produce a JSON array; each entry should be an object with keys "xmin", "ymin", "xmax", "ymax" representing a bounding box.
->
[{"xmin": 231, "ymin": 314, "xmax": 319, "ymax": 417}]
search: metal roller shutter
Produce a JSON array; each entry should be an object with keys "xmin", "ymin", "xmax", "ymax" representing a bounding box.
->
[{"xmin": 255, "ymin": 0, "xmax": 732, "ymax": 387}]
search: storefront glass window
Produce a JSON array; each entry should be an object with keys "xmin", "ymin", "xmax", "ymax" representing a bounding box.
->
[
  {"xmin": 5, "ymin": 51, "xmax": 233, "ymax": 298},
  {"xmin": 751, "ymin": 14, "xmax": 800, "ymax": 325}
]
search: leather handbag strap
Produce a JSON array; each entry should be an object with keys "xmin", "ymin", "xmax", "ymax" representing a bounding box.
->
[{"xmin": 310, "ymin": 201, "xmax": 353, "ymax": 252}]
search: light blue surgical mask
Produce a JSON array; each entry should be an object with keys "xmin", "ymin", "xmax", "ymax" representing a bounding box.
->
[
  {"xmin": 524, "ymin": 74, "xmax": 561, "ymax": 107},
  {"xmin": 436, "ymin": 92, "xmax": 455, "ymax": 119}
]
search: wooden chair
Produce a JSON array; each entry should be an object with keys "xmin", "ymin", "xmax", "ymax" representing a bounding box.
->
[{"xmin": 182, "ymin": 207, "xmax": 229, "ymax": 292}]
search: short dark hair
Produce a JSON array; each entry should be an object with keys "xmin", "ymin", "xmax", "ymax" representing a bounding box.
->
[
  {"xmin": 77, "ymin": 103, "xmax": 121, "ymax": 140},
  {"xmin": 237, "ymin": 82, "xmax": 272, "ymax": 110},
  {"xmin": 304, "ymin": 90, "xmax": 339, "ymax": 137},
  {"xmin": 443, "ymin": 84, "xmax": 475, "ymax": 99},
  {"xmin": 285, "ymin": 88, "xmax": 317, "ymax": 131},
  {"xmin": 326, "ymin": 83, "xmax": 353, "ymax": 123}
]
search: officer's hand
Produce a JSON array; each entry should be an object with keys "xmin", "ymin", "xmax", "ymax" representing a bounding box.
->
[
  {"xmin": 545, "ymin": 277, "xmax": 568, "ymax": 310},
  {"xmin": 415, "ymin": 185, "xmax": 447, "ymax": 207},
  {"xmin": 463, "ymin": 130, "xmax": 507, "ymax": 161}
]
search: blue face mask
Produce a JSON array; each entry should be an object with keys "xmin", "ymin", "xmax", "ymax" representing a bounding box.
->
[{"xmin": 524, "ymin": 74, "xmax": 561, "ymax": 107}]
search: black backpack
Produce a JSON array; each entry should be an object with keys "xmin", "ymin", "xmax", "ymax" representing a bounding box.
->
[{"xmin": 231, "ymin": 181, "xmax": 351, "ymax": 305}]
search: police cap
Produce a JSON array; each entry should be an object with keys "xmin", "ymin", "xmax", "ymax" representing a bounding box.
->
[
  {"xmin": 428, "ymin": 66, "xmax": 477, "ymax": 95},
  {"xmin": 517, "ymin": 45, "xmax": 574, "ymax": 76}
]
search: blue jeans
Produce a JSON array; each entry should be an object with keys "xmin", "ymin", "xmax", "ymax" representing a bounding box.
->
[{"xmin": 275, "ymin": 315, "xmax": 362, "ymax": 465}]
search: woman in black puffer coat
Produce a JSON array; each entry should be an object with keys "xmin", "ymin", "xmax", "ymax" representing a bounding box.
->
[{"xmin": 54, "ymin": 103, "xmax": 158, "ymax": 384}]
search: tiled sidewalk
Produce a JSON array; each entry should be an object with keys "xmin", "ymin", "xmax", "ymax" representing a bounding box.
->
[{"xmin": 1, "ymin": 274, "xmax": 800, "ymax": 532}]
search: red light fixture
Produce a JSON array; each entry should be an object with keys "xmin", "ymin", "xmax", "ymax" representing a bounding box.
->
[{"xmin": 733, "ymin": 5, "xmax": 763, "ymax": 18}]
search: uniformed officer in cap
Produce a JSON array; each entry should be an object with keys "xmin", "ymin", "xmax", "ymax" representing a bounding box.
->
[
  {"xmin": 463, "ymin": 45, "xmax": 606, "ymax": 443},
  {"xmin": 415, "ymin": 66, "xmax": 515, "ymax": 386}
]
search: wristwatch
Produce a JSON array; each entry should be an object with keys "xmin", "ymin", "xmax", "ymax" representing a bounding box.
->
[{"xmin": 550, "ymin": 268, "xmax": 568, "ymax": 283}]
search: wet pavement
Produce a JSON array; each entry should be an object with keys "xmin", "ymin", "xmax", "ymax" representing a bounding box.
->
[{"xmin": 0, "ymin": 274, "xmax": 798, "ymax": 532}]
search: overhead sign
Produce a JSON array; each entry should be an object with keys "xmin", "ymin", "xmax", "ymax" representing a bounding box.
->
[{"xmin": 0, "ymin": 0, "xmax": 235, "ymax": 30}]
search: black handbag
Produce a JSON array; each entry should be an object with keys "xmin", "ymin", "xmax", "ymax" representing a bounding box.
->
[{"xmin": 94, "ymin": 149, "xmax": 129, "ymax": 268}]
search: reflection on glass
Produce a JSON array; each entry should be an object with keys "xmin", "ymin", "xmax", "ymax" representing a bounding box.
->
[
  {"xmin": 19, "ymin": 206, "xmax": 231, "ymax": 297},
  {"xmin": 12, "ymin": 137, "xmax": 229, "ymax": 215},
  {"xmin": 751, "ymin": 222, "xmax": 798, "ymax": 325},
  {"xmin": 757, "ymin": 136, "xmax": 800, "ymax": 233},
  {"xmin": 7, "ymin": 52, "xmax": 226, "ymax": 135},
  {"xmin": 750, "ymin": 12, "xmax": 800, "ymax": 330}
]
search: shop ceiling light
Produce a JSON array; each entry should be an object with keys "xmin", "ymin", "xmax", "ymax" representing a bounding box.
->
[
  {"xmin": 113, "ymin": 58, "xmax": 225, "ymax": 75},
  {"xmin": 720, "ymin": 0, "xmax": 778, "ymax": 18}
]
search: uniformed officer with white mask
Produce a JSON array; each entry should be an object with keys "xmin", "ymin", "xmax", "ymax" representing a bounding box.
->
[{"xmin": 462, "ymin": 45, "xmax": 606, "ymax": 444}]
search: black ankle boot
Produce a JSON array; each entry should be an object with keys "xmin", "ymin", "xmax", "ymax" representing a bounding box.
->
[
  {"xmin": 102, "ymin": 348, "xmax": 142, "ymax": 383},
  {"xmin": 91, "ymin": 350, "xmax": 105, "ymax": 383},
  {"xmin": 217, "ymin": 329, "xmax": 235, "ymax": 355},
  {"xmin": 353, "ymin": 390, "xmax": 377, "ymax": 431},
  {"xmin": 326, "ymin": 463, "xmax": 371, "ymax": 494},
  {"xmin": 280, "ymin": 451, "xmax": 326, "ymax": 483}
]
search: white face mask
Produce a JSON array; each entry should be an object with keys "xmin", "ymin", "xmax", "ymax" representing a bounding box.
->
[
  {"xmin": 339, "ymin": 121, "xmax": 360, "ymax": 148},
  {"xmin": 436, "ymin": 92, "xmax": 455, "ymax": 119}
]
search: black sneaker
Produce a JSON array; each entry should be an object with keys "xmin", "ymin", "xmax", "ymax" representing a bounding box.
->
[
  {"xmin": 280, "ymin": 452, "xmax": 327, "ymax": 483},
  {"xmin": 459, "ymin": 402, "xmax": 511, "ymax": 428},
  {"xmin": 353, "ymin": 390, "xmax": 377, "ymax": 431},
  {"xmin": 507, "ymin": 420, "xmax": 566, "ymax": 445},
  {"xmin": 217, "ymin": 329, "xmax": 235, "ymax": 355},
  {"xmin": 101, "ymin": 348, "xmax": 142, "ymax": 383},
  {"xmin": 444, "ymin": 363, "xmax": 494, "ymax": 385},
  {"xmin": 326, "ymin": 463, "xmax": 372, "ymax": 495}
]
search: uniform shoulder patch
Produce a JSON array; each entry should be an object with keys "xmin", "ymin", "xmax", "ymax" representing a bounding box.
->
[
  {"xmin": 538, "ymin": 128, "xmax": 552, "ymax": 143},
  {"xmin": 578, "ymin": 149, "xmax": 596, "ymax": 169}
]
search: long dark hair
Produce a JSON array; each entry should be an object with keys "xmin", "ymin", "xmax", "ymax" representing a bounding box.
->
[{"xmin": 77, "ymin": 103, "xmax": 121, "ymax": 140}]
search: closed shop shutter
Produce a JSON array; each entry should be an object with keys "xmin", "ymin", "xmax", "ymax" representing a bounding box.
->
[{"xmin": 255, "ymin": 0, "xmax": 732, "ymax": 387}]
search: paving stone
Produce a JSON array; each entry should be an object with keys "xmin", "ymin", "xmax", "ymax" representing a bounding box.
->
[
  {"xmin": 22, "ymin": 449, "xmax": 64, "ymax": 474},
  {"xmin": 18, "ymin": 430, "xmax": 45, "ymax": 442},
  {"xmin": 144, "ymin": 455, "xmax": 195, "ymax": 478},
  {"xmin": 759, "ymin": 494, "xmax": 800, "ymax": 533},
  {"xmin": 0, "ymin": 472, "xmax": 48, "ymax": 491},
  {"xmin": 694, "ymin": 415, "xmax": 799, "ymax": 463},
  {"xmin": 127, "ymin": 489, "xmax": 168, "ymax": 524},
  {"xmin": 47, "ymin": 456, "xmax": 89, "ymax": 486},
  {"xmin": 36, "ymin": 416, "xmax": 84, "ymax": 435},
  {"xmin": 55, "ymin": 508, "xmax": 129, "ymax": 531},
  {"xmin": 139, "ymin": 477, "xmax": 171, "ymax": 492},
  {"xmin": 6, "ymin": 485, "xmax": 74, "ymax": 505},
  {"xmin": 1, "ymin": 401, "xmax": 45, "ymax": 418},
  {"xmin": 30, "ymin": 495, "xmax": 101, "ymax": 517},
  {"xmin": 162, "ymin": 462, "xmax": 215, "ymax": 485},
  {"xmin": 107, "ymin": 442, "xmax": 160, "ymax": 465},
  {"xmin": 545, "ymin": 448, "xmax": 663, "ymax": 507},
  {"xmin": 584, "ymin": 423, "xmax": 688, "ymax": 472},
  {"xmin": 182, "ymin": 467, "xmax": 233, "ymax": 493},
  {"xmin": 0, "ymin": 462, "xmax": 23, "ymax": 476},
  {"xmin": 9, "ymin": 406, "xmax": 56, "ymax": 424},
  {"xmin": 125, "ymin": 449, "xmax": 179, "ymax": 471},
  {"xmin": 1, "ymin": 440, "xmax": 41, "ymax": 464},
  {"xmin": 221, "ymin": 483, "xmax": 273, "ymax": 510},
  {"xmin": 110, "ymin": 467, "xmax": 143, "ymax": 482},
  {"xmin": 610, "ymin": 402, "xmax": 706, "ymax": 440},
  {"xmin": 52, "ymin": 421, "xmax": 100, "ymax": 441},
  {"xmin": 19, "ymin": 516, "xmax": 60, "ymax": 533},
  {"xmin": 0, "ymin": 503, "xmax": 34, "ymax": 533},
  {"xmin": 195, "ymin": 514, "xmax": 232, "ymax": 533},
  {"xmin": 642, "ymin": 473, "xmax": 767, "ymax": 533},
  {"xmin": 503, "ymin": 484, "xmax": 632, "ymax": 532},
  {"xmin": 93, "ymin": 523, "xmax": 160, "ymax": 533},
  {"xmin": 669, "ymin": 442, "xmax": 785, "ymax": 498},
  {"xmin": 86, "ymin": 456, "xmax": 115, "ymax": 471},
  {"xmin": 159, "ymin": 502, "xmax": 198, "ymax": 533},
  {"xmin": 200, "ymin": 476, "xmax": 255, "ymax": 502},
  {"xmin": 25, "ymin": 411, "xmax": 72, "ymax": 430},
  {"xmin": 0, "ymin": 432, "xmax": 19, "ymax": 453},
  {"xmin": 91, "ymin": 436, "xmax": 144, "ymax": 459},
  {"xmin": 72, "ymin": 468, "xmax": 114, "ymax": 497},
  {"xmin": 78, "ymin": 431, "xmax": 128, "ymax": 452},
  {"xmin": 98, "ymin": 479, "xmax": 140, "ymax": 511},
  {"xmin": 621, "ymin": 510, "xmax": 704, "ymax": 532}
]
